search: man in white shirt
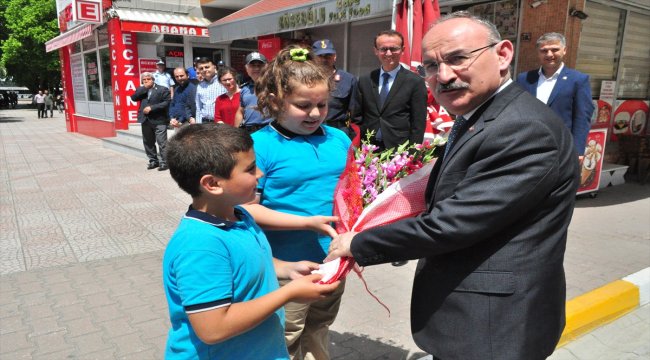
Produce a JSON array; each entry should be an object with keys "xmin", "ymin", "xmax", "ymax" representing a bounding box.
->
[
  {"xmin": 154, "ymin": 60, "xmax": 175, "ymax": 98},
  {"xmin": 516, "ymin": 32, "xmax": 594, "ymax": 155},
  {"xmin": 33, "ymin": 90, "xmax": 46, "ymax": 118},
  {"xmin": 192, "ymin": 57, "xmax": 226, "ymax": 123}
]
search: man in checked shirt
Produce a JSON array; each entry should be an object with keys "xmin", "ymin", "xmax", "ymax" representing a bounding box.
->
[{"xmin": 192, "ymin": 57, "xmax": 227, "ymax": 124}]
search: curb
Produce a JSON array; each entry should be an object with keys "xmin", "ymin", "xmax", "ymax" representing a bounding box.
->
[{"xmin": 558, "ymin": 267, "xmax": 650, "ymax": 347}]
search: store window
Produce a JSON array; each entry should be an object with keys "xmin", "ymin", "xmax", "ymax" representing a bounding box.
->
[
  {"xmin": 575, "ymin": 2, "xmax": 624, "ymax": 97},
  {"xmin": 82, "ymin": 34, "xmax": 96, "ymax": 52},
  {"xmin": 69, "ymin": 29, "xmax": 113, "ymax": 120},
  {"xmin": 84, "ymin": 52, "xmax": 101, "ymax": 101},
  {"xmin": 617, "ymin": 11, "xmax": 649, "ymax": 99},
  {"xmin": 71, "ymin": 41, "xmax": 81, "ymax": 54},
  {"xmin": 100, "ymin": 48, "xmax": 112, "ymax": 102},
  {"xmin": 98, "ymin": 27, "xmax": 109, "ymax": 47},
  {"xmin": 348, "ymin": 18, "xmax": 392, "ymax": 77},
  {"xmin": 462, "ymin": 0, "xmax": 519, "ymax": 43}
]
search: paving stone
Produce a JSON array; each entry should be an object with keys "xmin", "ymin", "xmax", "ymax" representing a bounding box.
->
[
  {"xmin": 66, "ymin": 331, "xmax": 113, "ymax": 356},
  {"xmin": 0, "ymin": 330, "xmax": 32, "ymax": 353},
  {"xmin": 32, "ymin": 347, "xmax": 76, "ymax": 360}
]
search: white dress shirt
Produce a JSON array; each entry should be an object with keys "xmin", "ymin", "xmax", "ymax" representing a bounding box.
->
[{"xmin": 536, "ymin": 63, "xmax": 564, "ymax": 104}]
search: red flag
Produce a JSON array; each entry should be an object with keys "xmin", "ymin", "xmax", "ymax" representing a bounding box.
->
[
  {"xmin": 393, "ymin": 0, "xmax": 440, "ymax": 71},
  {"xmin": 410, "ymin": 0, "xmax": 423, "ymax": 70},
  {"xmin": 393, "ymin": 0, "xmax": 446, "ymax": 139},
  {"xmin": 423, "ymin": 0, "xmax": 440, "ymax": 34},
  {"xmin": 395, "ymin": 0, "xmax": 411, "ymax": 69}
]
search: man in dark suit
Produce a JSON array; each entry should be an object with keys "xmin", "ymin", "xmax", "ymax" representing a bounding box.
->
[
  {"xmin": 131, "ymin": 72, "xmax": 171, "ymax": 171},
  {"xmin": 516, "ymin": 32, "xmax": 594, "ymax": 156},
  {"xmin": 354, "ymin": 29, "xmax": 427, "ymax": 150},
  {"xmin": 327, "ymin": 12, "xmax": 579, "ymax": 360}
]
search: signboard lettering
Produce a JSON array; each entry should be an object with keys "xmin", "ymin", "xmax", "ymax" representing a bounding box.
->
[
  {"xmin": 120, "ymin": 22, "xmax": 210, "ymax": 37},
  {"xmin": 74, "ymin": 0, "xmax": 102, "ymax": 23},
  {"xmin": 108, "ymin": 18, "xmax": 140, "ymax": 126}
]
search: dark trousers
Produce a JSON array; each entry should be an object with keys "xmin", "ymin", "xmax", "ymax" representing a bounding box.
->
[
  {"xmin": 37, "ymin": 103, "xmax": 45, "ymax": 118},
  {"xmin": 141, "ymin": 121, "xmax": 168, "ymax": 165},
  {"xmin": 46, "ymin": 104, "xmax": 54, "ymax": 117}
]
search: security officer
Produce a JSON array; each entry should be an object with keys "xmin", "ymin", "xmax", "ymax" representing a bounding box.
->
[
  {"xmin": 312, "ymin": 39, "xmax": 358, "ymax": 140},
  {"xmin": 234, "ymin": 52, "xmax": 273, "ymax": 133}
]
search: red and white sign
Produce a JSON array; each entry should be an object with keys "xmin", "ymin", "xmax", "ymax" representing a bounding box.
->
[
  {"xmin": 120, "ymin": 21, "xmax": 209, "ymax": 37},
  {"xmin": 258, "ymin": 36, "xmax": 281, "ymax": 61},
  {"xmin": 139, "ymin": 58, "xmax": 159, "ymax": 75},
  {"xmin": 58, "ymin": 3, "xmax": 73, "ymax": 31},
  {"xmin": 577, "ymin": 129, "xmax": 607, "ymax": 195},
  {"xmin": 73, "ymin": 0, "xmax": 102, "ymax": 24},
  {"xmin": 592, "ymin": 80, "xmax": 616, "ymax": 130},
  {"xmin": 108, "ymin": 18, "xmax": 140, "ymax": 127}
]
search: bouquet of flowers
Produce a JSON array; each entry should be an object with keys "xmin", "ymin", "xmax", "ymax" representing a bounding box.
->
[{"xmin": 315, "ymin": 132, "xmax": 446, "ymax": 288}]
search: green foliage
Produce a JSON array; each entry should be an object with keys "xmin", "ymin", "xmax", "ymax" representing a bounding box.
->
[{"xmin": 1, "ymin": 0, "xmax": 60, "ymax": 91}]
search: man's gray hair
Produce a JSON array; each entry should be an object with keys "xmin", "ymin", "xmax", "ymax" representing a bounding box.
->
[
  {"xmin": 536, "ymin": 32, "xmax": 566, "ymax": 48},
  {"xmin": 141, "ymin": 72, "xmax": 154, "ymax": 80},
  {"xmin": 437, "ymin": 11, "xmax": 502, "ymax": 44}
]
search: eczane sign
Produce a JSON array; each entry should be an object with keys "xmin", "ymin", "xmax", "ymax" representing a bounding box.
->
[{"xmin": 74, "ymin": 0, "xmax": 102, "ymax": 24}]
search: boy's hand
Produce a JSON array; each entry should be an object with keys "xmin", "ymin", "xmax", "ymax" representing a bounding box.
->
[
  {"xmin": 324, "ymin": 232, "xmax": 356, "ymax": 262},
  {"xmin": 284, "ymin": 274, "xmax": 340, "ymax": 303},
  {"xmin": 304, "ymin": 215, "xmax": 339, "ymax": 238},
  {"xmin": 274, "ymin": 260, "xmax": 319, "ymax": 280}
]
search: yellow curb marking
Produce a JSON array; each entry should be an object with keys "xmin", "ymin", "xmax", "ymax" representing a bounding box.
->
[{"xmin": 558, "ymin": 280, "xmax": 639, "ymax": 347}]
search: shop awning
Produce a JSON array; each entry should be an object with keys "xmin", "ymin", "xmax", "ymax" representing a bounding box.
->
[
  {"xmin": 208, "ymin": 0, "xmax": 391, "ymax": 43},
  {"xmin": 45, "ymin": 24, "xmax": 93, "ymax": 52},
  {"xmin": 113, "ymin": 8, "xmax": 212, "ymax": 37}
]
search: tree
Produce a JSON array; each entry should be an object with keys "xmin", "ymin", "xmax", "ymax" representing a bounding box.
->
[{"xmin": 0, "ymin": 0, "xmax": 60, "ymax": 92}]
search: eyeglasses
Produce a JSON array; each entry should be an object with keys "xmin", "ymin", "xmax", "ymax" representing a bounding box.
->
[
  {"xmin": 376, "ymin": 46, "xmax": 403, "ymax": 54},
  {"xmin": 418, "ymin": 43, "xmax": 498, "ymax": 79}
]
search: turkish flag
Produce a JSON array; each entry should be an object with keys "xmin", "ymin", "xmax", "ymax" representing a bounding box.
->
[
  {"xmin": 393, "ymin": 0, "xmax": 440, "ymax": 71},
  {"xmin": 392, "ymin": 0, "xmax": 449, "ymax": 139}
]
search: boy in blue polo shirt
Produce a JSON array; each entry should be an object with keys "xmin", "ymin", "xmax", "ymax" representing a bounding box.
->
[{"xmin": 164, "ymin": 123, "xmax": 340, "ymax": 359}]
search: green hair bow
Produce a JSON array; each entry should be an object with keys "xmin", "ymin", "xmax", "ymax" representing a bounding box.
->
[{"xmin": 290, "ymin": 48, "xmax": 309, "ymax": 62}]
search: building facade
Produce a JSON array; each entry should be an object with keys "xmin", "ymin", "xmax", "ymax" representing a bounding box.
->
[{"xmin": 48, "ymin": 0, "xmax": 649, "ymax": 159}]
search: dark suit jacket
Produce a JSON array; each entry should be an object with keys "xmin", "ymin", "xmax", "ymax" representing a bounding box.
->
[
  {"xmin": 130, "ymin": 85, "xmax": 171, "ymax": 125},
  {"xmin": 350, "ymin": 83, "xmax": 579, "ymax": 359},
  {"xmin": 516, "ymin": 67, "xmax": 594, "ymax": 154},
  {"xmin": 354, "ymin": 67, "xmax": 427, "ymax": 149}
]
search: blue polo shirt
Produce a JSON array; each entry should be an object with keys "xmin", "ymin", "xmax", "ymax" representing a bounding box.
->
[
  {"xmin": 163, "ymin": 206, "xmax": 287, "ymax": 359},
  {"xmin": 252, "ymin": 121, "xmax": 351, "ymax": 262},
  {"xmin": 240, "ymin": 82, "xmax": 273, "ymax": 126}
]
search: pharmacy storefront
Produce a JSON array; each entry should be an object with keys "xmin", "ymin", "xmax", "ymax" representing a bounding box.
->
[{"xmin": 46, "ymin": 0, "xmax": 217, "ymax": 137}]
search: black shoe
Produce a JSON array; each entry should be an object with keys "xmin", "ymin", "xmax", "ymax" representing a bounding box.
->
[
  {"xmin": 391, "ymin": 261, "xmax": 408, "ymax": 267},
  {"xmin": 147, "ymin": 163, "xmax": 159, "ymax": 170},
  {"xmin": 158, "ymin": 165, "xmax": 169, "ymax": 171}
]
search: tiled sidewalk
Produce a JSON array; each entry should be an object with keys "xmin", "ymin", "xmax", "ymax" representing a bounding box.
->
[
  {"xmin": 1, "ymin": 110, "xmax": 184, "ymax": 274},
  {"xmin": 1, "ymin": 106, "xmax": 648, "ymax": 359}
]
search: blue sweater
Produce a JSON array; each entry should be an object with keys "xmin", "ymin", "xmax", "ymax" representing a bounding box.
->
[{"xmin": 169, "ymin": 82, "xmax": 197, "ymax": 123}]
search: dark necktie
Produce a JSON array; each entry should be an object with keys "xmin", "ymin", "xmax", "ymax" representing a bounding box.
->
[
  {"xmin": 379, "ymin": 73, "xmax": 390, "ymax": 108},
  {"xmin": 444, "ymin": 115, "xmax": 467, "ymax": 158}
]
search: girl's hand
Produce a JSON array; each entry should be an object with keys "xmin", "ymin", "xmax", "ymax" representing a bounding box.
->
[
  {"xmin": 284, "ymin": 274, "xmax": 340, "ymax": 303},
  {"xmin": 304, "ymin": 215, "xmax": 339, "ymax": 238}
]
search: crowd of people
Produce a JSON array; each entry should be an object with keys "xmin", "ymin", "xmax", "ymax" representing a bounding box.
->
[
  {"xmin": 130, "ymin": 11, "xmax": 594, "ymax": 359},
  {"xmin": 0, "ymin": 91, "xmax": 19, "ymax": 108}
]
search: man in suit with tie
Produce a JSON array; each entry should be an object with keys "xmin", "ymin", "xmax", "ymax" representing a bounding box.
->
[
  {"xmin": 354, "ymin": 30, "xmax": 427, "ymax": 150},
  {"xmin": 517, "ymin": 32, "xmax": 594, "ymax": 156},
  {"xmin": 327, "ymin": 12, "xmax": 579, "ymax": 360},
  {"xmin": 131, "ymin": 72, "xmax": 172, "ymax": 171}
]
